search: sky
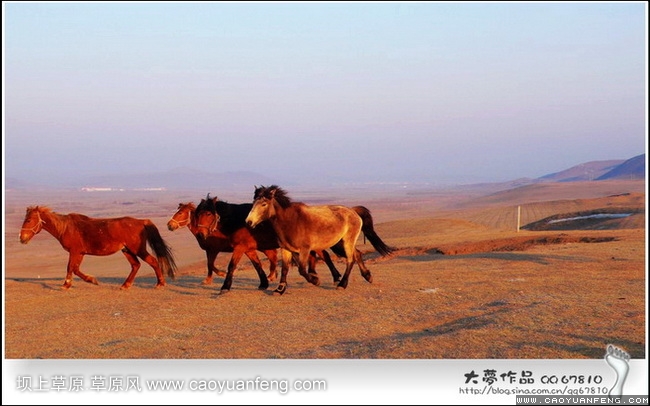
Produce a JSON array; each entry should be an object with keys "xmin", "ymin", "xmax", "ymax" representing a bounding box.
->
[{"xmin": 2, "ymin": 2, "xmax": 647, "ymax": 186}]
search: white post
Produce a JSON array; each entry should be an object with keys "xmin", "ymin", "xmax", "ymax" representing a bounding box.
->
[{"xmin": 517, "ymin": 205, "xmax": 521, "ymax": 232}]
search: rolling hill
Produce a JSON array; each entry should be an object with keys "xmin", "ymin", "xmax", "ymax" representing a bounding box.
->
[
  {"xmin": 596, "ymin": 154, "xmax": 645, "ymax": 180},
  {"xmin": 537, "ymin": 160, "xmax": 624, "ymax": 182}
]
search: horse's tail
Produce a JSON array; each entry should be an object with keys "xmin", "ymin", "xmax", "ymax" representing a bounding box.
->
[
  {"xmin": 144, "ymin": 222, "xmax": 178, "ymax": 280},
  {"xmin": 353, "ymin": 206, "xmax": 396, "ymax": 257}
]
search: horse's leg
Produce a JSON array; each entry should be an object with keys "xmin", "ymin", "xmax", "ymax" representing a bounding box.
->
[
  {"xmin": 244, "ymin": 250, "xmax": 270, "ymax": 291},
  {"xmin": 64, "ymin": 254, "xmax": 97, "ymax": 289},
  {"xmin": 120, "ymin": 249, "xmax": 143, "ymax": 289},
  {"xmin": 320, "ymin": 250, "xmax": 342, "ymax": 284},
  {"xmin": 336, "ymin": 241, "xmax": 359, "ymax": 290},
  {"xmin": 297, "ymin": 249, "xmax": 320, "ymax": 287},
  {"xmin": 337, "ymin": 259, "xmax": 356, "ymax": 290},
  {"xmin": 220, "ymin": 248, "xmax": 244, "ymax": 293},
  {"xmin": 127, "ymin": 245, "xmax": 165, "ymax": 289},
  {"xmin": 212, "ymin": 251, "xmax": 227, "ymax": 277},
  {"xmin": 202, "ymin": 249, "xmax": 219, "ymax": 285},
  {"xmin": 139, "ymin": 251, "xmax": 166, "ymax": 288},
  {"xmin": 308, "ymin": 251, "xmax": 318, "ymax": 275},
  {"xmin": 354, "ymin": 249, "xmax": 373, "ymax": 283},
  {"xmin": 274, "ymin": 249, "xmax": 293, "ymax": 295},
  {"xmin": 264, "ymin": 249, "xmax": 278, "ymax": 282}
]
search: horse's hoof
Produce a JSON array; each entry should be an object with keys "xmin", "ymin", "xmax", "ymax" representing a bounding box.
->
[
  {"xmin": 90, "ymin": 278, "xmax": 99, "ymax": 285},
  {"xmin": 308, "ymin": 276, "xmax": 320, "ymax": 286},
  {"xmin": 336, "ymin": 285, "xmax": 347, "ymax": 290},
  {"xmin": 274, "ymin": 284, "xmax": 287, "ymax": 295},
  {"xmin": 154, "ymin": 283, "xmax": 166, "ymax": 289},
  {"xmin": 120, "ymin": 285, "xmax": 131, "ymax": 290},
  {"xmin": 219, "ymin": 289, "xmax": 230, "ymax": 295},
  {"xmin": 216, "ymin": 271, "xmax": 227, "ymax": 277},
  {"xmin": 201, "ymin": 279, "xmax": 213, "ymax": 285},
  {"xmin": 258, "ymin": 284, "xmax": 269, "ymax": 290}
]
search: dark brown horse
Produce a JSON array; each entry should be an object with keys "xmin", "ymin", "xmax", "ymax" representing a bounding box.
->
[
  {"xmin": 194, "ymin": 195, "xmax": 345, "ymax": 294},
  {"xmin": 245, "ymin": 185, "xmax": 395, "ymax": 295},
  {"xmin": 167, "ymin": 202, "xmax": 279, "ymax": 286},
  {"xmin": 19, "ymin": 206, "xmax": 177, "ymax": 290}
]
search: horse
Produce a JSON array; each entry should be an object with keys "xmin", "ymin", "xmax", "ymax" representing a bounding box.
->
[
  {"xmin": 194, "ymin": 194, "xmax": 345, "ymax": 294},
  {"xmin": 245, "ymin": 185, "xmax": 395, "ymax": 295},
  {"xmin": 167, "ymin": 202, "xmax": 279, "ymax": 286},
  {"xmin": 19, "ymin": 206, "xmax": 177, "ymax": 290}
]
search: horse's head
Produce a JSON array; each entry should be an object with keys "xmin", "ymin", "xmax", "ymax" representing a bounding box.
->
[
  {"xmin": 20, "ymin": 206, "xmax": 45, "ymax": 244},
  {"xmin": 167, "ymin": 202, "xmax": 195, "ymax": 231},
  {"xmin": 246, "ymin": 185, "xmax": 285, "ymax": 228},
  {"xmin": 194, "ymin": 195, "xmax": 220, "ymax": 239}
]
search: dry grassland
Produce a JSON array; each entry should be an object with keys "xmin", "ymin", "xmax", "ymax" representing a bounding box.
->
[{"xmin": 3, "ymin": 180, "xmax": 646, "ymax": 359}]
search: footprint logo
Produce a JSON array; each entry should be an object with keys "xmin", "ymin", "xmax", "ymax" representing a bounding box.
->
[{"xmin": 604, "ymin": 344, "xmax": 630, "ymax": 399}]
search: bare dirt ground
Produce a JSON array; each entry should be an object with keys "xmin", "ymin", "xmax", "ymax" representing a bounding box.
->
[{"xmin": 3, "ymin": 180, "xmax": 646, "ymax": 359}]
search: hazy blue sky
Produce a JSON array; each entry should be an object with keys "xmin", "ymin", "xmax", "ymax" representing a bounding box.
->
[{"xmin": 3, "ymin": 2, "xmax": 647, "ymax": 186}]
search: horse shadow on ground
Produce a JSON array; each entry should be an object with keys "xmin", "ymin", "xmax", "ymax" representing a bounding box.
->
[
  {"xmin": 292, "ymin": 299, "xmax": 645, "ymax": 359},
  {"xmin": 7, "ymin": 275, "xmax": 224, "ymax": 293},
  {"xmin": 7, "ymin": 273, "xmax": 345, "ymax": 296},
  {"xmin": 8, "ymin": 277, "xmax": 64, "ymax": 291},
  {"xmin": 529, "ymin": 333, "xmax": 645, "ymax": 359},
  {"xmin": 512, "ymin": 333, "xmax": 645, "ymax": 359},
  {"xmin": 294, "ymin": 302, "xmax": 517, "ymax": 358}
]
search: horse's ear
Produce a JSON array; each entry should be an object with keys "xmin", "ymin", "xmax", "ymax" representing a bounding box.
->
[
  {"xmin": 269, "ymin": 188, "xmax": 276, "ymax": 199},
  {"xmin": 211, "ymin": 196, "xmax": 218, "ymax": 203}
]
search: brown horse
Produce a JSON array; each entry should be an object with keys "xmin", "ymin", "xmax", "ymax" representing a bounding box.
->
[
  {"xmin": 167, "ymin": 202, "xmax": 279, "ymax": 286},
  {"xmin": 194, "ymin": 195, "xmax": 345, "ymax": 294},
  {"xmin": 19, "ymin": 206, "xmax": 177, "ymax": 290},
  {"xmin": 245, "ymin": 185, "xmax": 394, "ymax": 295}
]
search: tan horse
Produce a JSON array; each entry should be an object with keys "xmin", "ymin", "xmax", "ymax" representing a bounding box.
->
[
  {"xmin": 20, "ymin": 206, "xmax": 177, "ymax": 290},
  {"xmin": 245, "ymin": 185, "xmax": 391, "ymax": 295}
]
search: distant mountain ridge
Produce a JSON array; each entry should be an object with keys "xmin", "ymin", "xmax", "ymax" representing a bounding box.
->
[
  {"xmin": 4, "ymin": 154, "xmax": 645, "ymax": 191},
  {"xmin": 538, "ymin": 160, "xmax": 624, "ymax": 182},
  {"xmin": 596, "ymin": 154, "xmax": 645, "ymax": 180},
  {"xmin": 537, "ymin": 154, "xmax": 645, "ymax": 182}
]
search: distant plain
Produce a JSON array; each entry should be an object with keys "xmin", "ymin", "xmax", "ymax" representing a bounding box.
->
[{"xmin": 4, "ymin": 179, "xmax": 646, "ymax": 359}]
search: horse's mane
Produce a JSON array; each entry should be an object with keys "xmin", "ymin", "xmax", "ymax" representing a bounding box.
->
[
  {"xmin": 26, "ymin": 205, "xmax": 68, "ymax": 237},
  {"xmin": 179, "ymin": 202, "xmax": 196, "ymax": 211},
  {"xmin": 196, "ymin": 194, "xmax": 251, "ymax": 234},
  {"xmin": 30, "ymin": 205, "xmax": 92, "ymax": 221},
  {"xmin": 255, "ymin": 185, "xmax": 292, "ymax": 208},
  {"xmin": 27, "ymin": 205, "xmax": 51, "ymax": 213},
  {"xmin": 196, "ymin": 194, "xmax": 216, "ymax": 213}
]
